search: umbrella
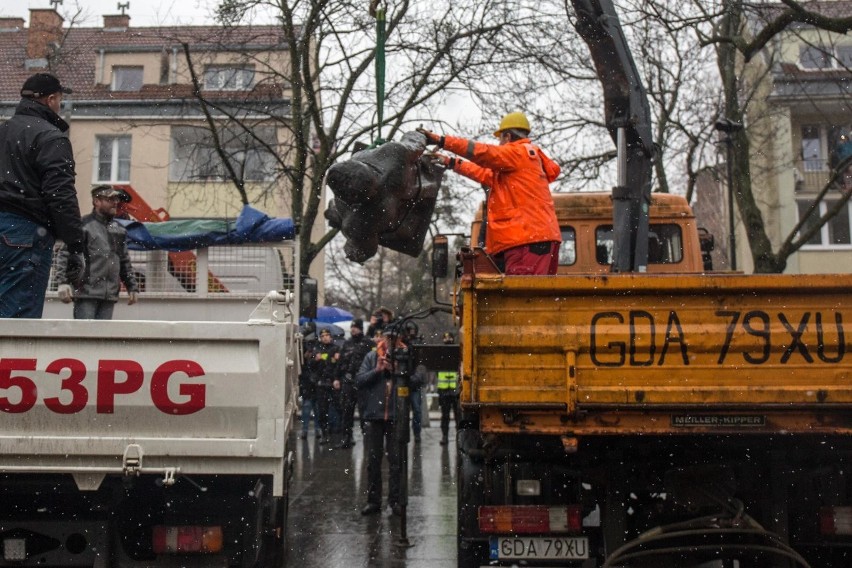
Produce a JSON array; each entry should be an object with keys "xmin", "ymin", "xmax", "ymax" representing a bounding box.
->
[{"xmin": 315, "ymin": 306, "xmax": 353, "ymax": 323}]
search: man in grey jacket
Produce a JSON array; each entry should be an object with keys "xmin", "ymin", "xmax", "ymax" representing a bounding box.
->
[
  {"xmin": 55, "ymin": 185, "xmax": 139, "ymax": 319},
  {"xmin": 0, "ymin": 73, "xmax": 85, "ymax": 318}
]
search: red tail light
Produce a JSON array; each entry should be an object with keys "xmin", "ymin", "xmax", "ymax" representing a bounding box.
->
[
  {"xmin": 820, "ymin": 507, "xmax": 852, "ymax": 536},
  {"xmin": 152, "ymin": 525, "xmax": 224, "ymax": 554},
  {"xmin": 479, "ymin": 505, "xmax": 583, "ymax": 534}
]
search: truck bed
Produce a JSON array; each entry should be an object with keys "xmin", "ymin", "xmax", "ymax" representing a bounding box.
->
[
  {"xmin": 461, "ymin": 272, "xmax": 852, "ymax": 436},
  {"xmin": 0, "ymin": 316, "xmax": 297, "ymax": 495}
]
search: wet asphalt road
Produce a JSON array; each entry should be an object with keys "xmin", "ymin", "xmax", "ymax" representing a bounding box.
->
[{"xmin": 284, "ymin": 417, "xmax": 458, "ymax": 567}]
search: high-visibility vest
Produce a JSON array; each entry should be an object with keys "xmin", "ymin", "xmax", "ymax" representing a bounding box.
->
[{"xmin": 437, "ymin": 371, "xmax": 458, "ymax": 391}]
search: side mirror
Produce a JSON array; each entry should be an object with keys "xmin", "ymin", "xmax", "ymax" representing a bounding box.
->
[
  {"xmin": 300, "ymin": 277, "xmax": 318, "ymax": 319},
  {"xmin": 431, "ymin": 235, "xmax": 449, "ymax": 279}
]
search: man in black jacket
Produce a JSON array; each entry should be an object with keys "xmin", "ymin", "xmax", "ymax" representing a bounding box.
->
[
  {"xmin": 308, "ymin": 328, "xmax": 340, "ymax": 444},
  {"xmin": 0, "ymin": 73, "xmax": 85, "ymax": 318},
  {"xmin": 334, "ymin": 319, "xmax": 374, "ymax": 449}
]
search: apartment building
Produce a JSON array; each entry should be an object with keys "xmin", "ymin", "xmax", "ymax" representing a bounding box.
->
[
  {"xmin": 0, "ymin": 6, "xmax": 326, "ymax": 303},
  {"xmin": 742, "ymin": 1, "xmax": 852, "ymax": 274}
]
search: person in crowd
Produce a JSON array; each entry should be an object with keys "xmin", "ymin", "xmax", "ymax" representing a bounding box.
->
[
  {"xmin": 308, "ymin": 328, "xmax": 340, "ymax": 444},
  {"xmin": 0, "ymin": 73, "xmax": 85, "ymax": 317},
  {"xmin": 437, "ymin": 331, "xmax": 460, "ymax": 446},
  {"xmin": 831, "ymin": 132, "xmax": 852, "ymax": 189},
  {"xmin": 418, "ymin": 112, "xmax": 561, "ymax": 275},
  {"xmin": 55, "ymin": 185, "xmax": 139, "ymax": 319},
  {"xmin": 356, "ymin": 328, "xmax": 405, "ymax": 516},
  {"xmin": 299, "ymin": 322, "xmax": 319, "ymax": 439},
  {"xmin": 335, "ymin": 318, "xmax": 373, "ymax": 449},
  {"xmin": 366, "ymin": 306, "xmax": 394, "ymax": 337},
  {"xmin": 410, "ymin": 364, "xmax": 428, "ymax": 444}
]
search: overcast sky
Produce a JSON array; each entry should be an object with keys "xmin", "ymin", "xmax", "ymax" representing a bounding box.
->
[{"xmin": 4, "ymin": 1, "xmax": 276, "ymax": 27}]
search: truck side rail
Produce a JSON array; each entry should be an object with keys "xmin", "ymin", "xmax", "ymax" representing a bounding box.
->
[{"xmin": 461, "ymin": 272, "xmax": 852, "ymax": 435}]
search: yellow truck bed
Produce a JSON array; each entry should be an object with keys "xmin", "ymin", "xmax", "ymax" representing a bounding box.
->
[{"xmin": 461, "ymin": 272, "xmax": 852, "ymax": 436}]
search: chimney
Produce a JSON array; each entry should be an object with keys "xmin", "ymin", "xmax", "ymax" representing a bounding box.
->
[
  {"xmin": 103, "ymin": 14, "xmax": 130, "ymax": 31},
  {"xmin": 0, "ymin": 17, "xmax": 25, "ymax": 32},
  {"xmin": 27, "ymin": 8, "xmax": 64, "ymax": 69}
]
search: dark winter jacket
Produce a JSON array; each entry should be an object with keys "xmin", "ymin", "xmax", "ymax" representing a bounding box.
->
[
  {"xmin": 355, "ymin": 350, "xmax": 397, "ymax": 421},
  {"xmin": 338, "ymin": 332, "xmax": 374, "ymax": 384},
  {"xmin": 0, "ymin": 98, "xmax": 84, "ymax": 252},
  {"xmin": 307, "ymin": 341, "xmax": 340, "ymax": 388},
  {"xmin": 55, "ymin": 211, "xmax": 139, "ymax": 301}
]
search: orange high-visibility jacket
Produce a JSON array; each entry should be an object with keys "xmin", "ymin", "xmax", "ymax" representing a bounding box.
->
[{"xmin": 443, "ymin": 135, "xmax": 561, "ymax": 255}]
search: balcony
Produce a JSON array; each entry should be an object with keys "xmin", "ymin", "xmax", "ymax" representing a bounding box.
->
[{"xmin": 795, "ymin": 159, "xmax": 849, "ymax": 193}]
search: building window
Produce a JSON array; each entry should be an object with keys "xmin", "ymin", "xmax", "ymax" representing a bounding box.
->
[
  {"xmin": 204, "ymin": 65, "xmax": 254, "ymax": 90},
  {"xmin": 801, "ymin": 125, "xmax": 824, "ymax": 171},
  {"xmin": 111, "ymin": 66, "xmax": 144, "ymax": 91},
  {"xmin": 799, "ymin": 46, "xmax": 832, "ymax": 69},
  {"xmin": 558, "ymin": 227, "xmax": 576, "ymax": 266},
  {"xmin": 95, "ymin": 135, "xmax": 131, "ymax": 182},
  {"xmin": 595, "ymin": 224, "xmax": 684, "ymax": 264},
  {"xmin": 799, "ymin": 44, "xmax": 852, "ymax": 70},
  {"xmin": 798, "ymin": 199, "xmax": 852, "ymax": 247},
  {"xmin": 170, "ymin": 126, "xmax": 277, "ymax": 182},
  {"xmin": 839, "ymin": 46, "xmax": 852, "ymax": 68}
]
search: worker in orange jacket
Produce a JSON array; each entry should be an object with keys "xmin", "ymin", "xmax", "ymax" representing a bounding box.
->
[{"xmin": 418, "ymin": 112, "xmax": 562, "ymax": 275}]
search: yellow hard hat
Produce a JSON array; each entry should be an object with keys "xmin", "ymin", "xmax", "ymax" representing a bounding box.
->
[{"xmin": 493, "ymin": 111, "xmax": 530, "ymax": 137}]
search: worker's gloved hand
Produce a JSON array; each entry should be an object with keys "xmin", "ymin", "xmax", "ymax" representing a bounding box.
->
[
  {"xmin": 128, "ymin": 291, "xmax": 139, "ymax": 305},
  {"xmin": 65, "ymin": 252, "xmax": 86, "ymax": 286},
  {"xmin": 429, "ymin": 153, "xmax": 456, "ymax": 170},
  {"xmin": 416, "ymin": 127, "xmax": 442, "ymax": 147},
  {"xmin": 57, "ymin": 284, "xmax": 74, "ymax": 304}
]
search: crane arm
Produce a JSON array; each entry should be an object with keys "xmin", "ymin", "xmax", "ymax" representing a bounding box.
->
[{"xmin": 571, "ymin": 0, "xmax": 655, "ymax": 272}]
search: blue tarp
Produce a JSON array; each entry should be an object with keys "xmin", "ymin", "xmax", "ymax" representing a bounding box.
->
[{"xmin": 119, "ymin": 205, "xmax": 296, "ymax": 251}]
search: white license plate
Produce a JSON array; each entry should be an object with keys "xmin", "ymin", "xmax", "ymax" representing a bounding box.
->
[{"xmin": 490, "ymin": 536, "xmax": 590, "ymax": 560}]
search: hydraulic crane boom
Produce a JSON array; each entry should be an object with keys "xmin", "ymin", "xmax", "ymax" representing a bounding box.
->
[{"xmin": 571, "ymin": 0, "xmax": 655, "ymax": 272}]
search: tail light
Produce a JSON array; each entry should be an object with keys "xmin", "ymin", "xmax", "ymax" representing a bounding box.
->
[
  {"xmin": 479, "ymin": 505, "xmax": 583, "ymax": 534},
  {"xmin": 820, "ymin": 507, "xmax": 852, "ymax": 536},
  {"xmin": 152, "ymin": 526, "xmax": 223, "ymax": 554}
]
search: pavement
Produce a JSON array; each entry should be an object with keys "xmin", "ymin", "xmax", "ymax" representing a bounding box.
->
[{"xmin": 284, "ymin": 415, "xmax": 458, "ymax": 567}]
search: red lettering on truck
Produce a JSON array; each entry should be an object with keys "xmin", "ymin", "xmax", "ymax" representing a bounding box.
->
[
  {"xmin": 0, "ymin": 358, "xmax": 207, "ymax": 415},
  {"xmin": 151, "ymin": 360, "xmax": 206, "ymax": 415}
]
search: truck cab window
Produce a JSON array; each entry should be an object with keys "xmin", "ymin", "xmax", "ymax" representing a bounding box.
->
[
  {"xmin": 595, "ymin": 224, "xmax": 683, "ymax": 264},
  {"xmin": 558, "ymin": 227, "xmax": 576, "ymax": 266}
]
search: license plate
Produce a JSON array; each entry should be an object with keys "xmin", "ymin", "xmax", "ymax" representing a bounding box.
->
[{"xmin": 490, "ymin": 536, "xmax": 590, "ymax": 560}]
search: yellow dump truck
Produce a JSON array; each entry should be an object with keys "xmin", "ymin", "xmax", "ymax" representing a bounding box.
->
[{"xmin": 451, "ymin": 192, "xmax": 852, "ymax": 568}]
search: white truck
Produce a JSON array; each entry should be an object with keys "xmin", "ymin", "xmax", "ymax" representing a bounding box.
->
[{"xmin": 0, "ymin": 291, "xmax": 300, "ymax": 567}]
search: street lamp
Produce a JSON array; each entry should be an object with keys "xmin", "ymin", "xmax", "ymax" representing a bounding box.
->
[{"xmin": 715, "ymin": 118, "xmax": 743, "ymax": 271}]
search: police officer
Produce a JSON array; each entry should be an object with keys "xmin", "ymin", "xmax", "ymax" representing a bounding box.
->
[{"xmin": 437, "ymin": 331, "xmax": 459, "ymax": 446}]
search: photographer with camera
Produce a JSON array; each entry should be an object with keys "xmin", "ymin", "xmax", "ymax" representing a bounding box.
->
[{"xmin": 355, "ymin": 327, "xmax": 406, "ymax": 516}]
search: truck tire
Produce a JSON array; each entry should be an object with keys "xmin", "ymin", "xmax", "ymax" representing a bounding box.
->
[{"xmin": 457, "ymin": 427, "xmax": 487, "ymax": 568}]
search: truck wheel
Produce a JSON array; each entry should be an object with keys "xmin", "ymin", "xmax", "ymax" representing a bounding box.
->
[{"xmin": 457, "ymin": 427, "xmax": 487, "ymax": 568}]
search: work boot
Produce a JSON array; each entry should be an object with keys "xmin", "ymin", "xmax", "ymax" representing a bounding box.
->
[
  {"xmin": 439, "ymin": 435, "xmax": 449, "ymax": 446},
  {"xmin": 299, "ymin": 431, "xmax": 307, "ymax": 440}
]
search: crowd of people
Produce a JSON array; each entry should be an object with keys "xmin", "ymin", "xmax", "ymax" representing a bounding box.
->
[{"xmin": 299, "ymin": 307, "xmax": 459, "ymax": 517}]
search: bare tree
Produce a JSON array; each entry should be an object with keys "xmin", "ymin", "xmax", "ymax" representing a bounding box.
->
[{"xmin": 161, "ymin": 0, "xmax": 539, "ymax": 276}]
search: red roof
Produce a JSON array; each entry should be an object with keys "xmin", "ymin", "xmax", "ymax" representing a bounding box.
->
[{"xmin": 0, "ymin": 23, "xmax": 289, "ymax": 102}]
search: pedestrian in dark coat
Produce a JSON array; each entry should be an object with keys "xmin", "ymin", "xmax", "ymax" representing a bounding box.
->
[
  {"xmin": 0, "ymin": 73, "xmax": 85, "ymax": 317},
  {"xmin": 308, "ymin": 328, "xmax": 340, "ymax": 443},
  {"xmin": 355, "ymin": 332, "xmax": 404, "ymax": 516},
  {"xmin": 334, "ymin": 319, "xmax": 373, "ymax": 449}
]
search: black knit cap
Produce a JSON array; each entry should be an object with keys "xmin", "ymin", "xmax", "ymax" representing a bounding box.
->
[{"xmin": 20, "ymin": 73, "xmax": 73, "ymax": 98}]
